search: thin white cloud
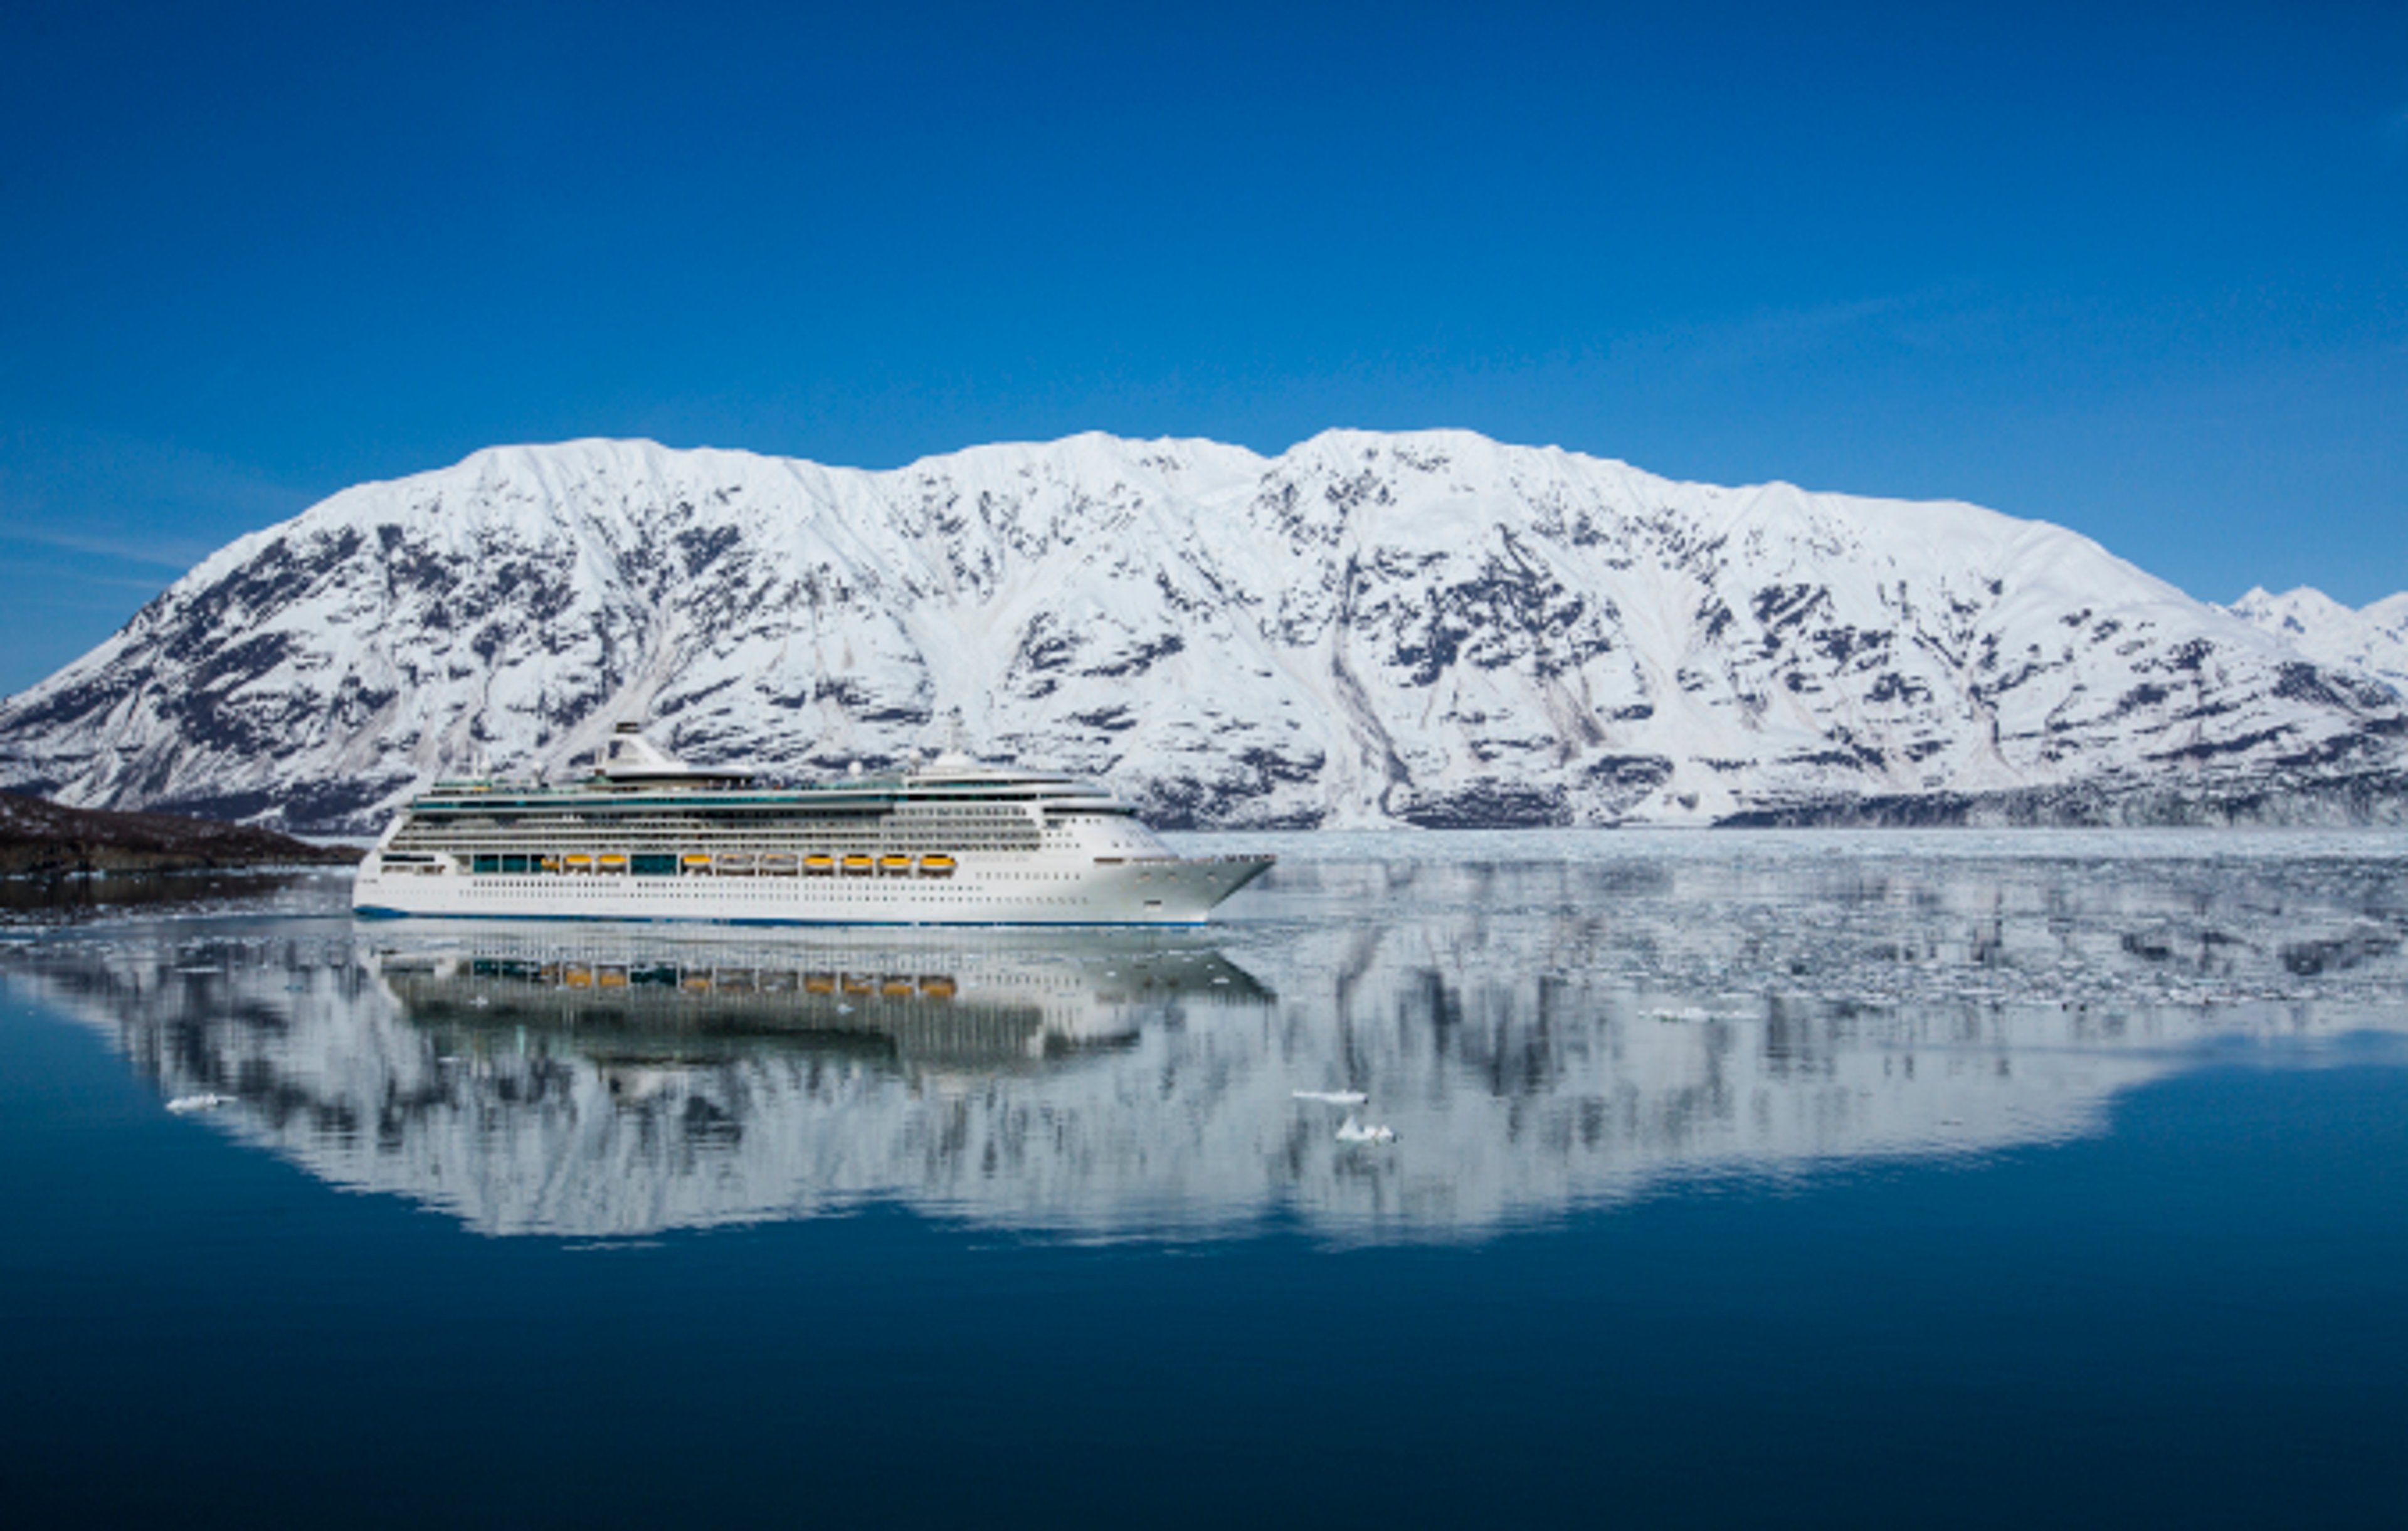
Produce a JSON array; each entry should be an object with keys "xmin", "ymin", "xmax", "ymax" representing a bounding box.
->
[
  {"xmin": 0, "ymin": 525, "xmax": 208, "ymax": 569},
  {"xmin": 0, "ymin": 569, "xmax": 171, "ymax": 605},
  {"xmin": 1, "ymin": 423, "xmax": 312, "ymax": 536}
]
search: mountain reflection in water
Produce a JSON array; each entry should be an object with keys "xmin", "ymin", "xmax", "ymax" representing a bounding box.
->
[{"xmin": 8, "ymin": 831, "xmax": 2408, "ymax": 1243}]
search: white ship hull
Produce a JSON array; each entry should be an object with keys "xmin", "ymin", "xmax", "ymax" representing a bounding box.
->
[{"xmin": 354, "ymin": 853, "xmax": 1272, "ymax": 927}]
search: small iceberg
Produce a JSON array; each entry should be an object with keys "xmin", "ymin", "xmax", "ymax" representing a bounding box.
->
[
  {"xmin": 1293, "ymin": 1089, "xmax": 1369, "ymax": 1106},
  {"xmin": 164, "ymin": 1093, "xmax": 231, "ymax": 1114},
  {"xmin": 1650, "ymin": 1006, "xmax": 1753, "ymax": 1023},
  {"xmin": 1334, "ymin": 1115, "xmax": 1396, "ymax": 1145}
]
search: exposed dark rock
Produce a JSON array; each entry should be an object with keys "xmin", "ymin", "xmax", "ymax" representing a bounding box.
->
[{"xmin": 0, "ymin": 792, "xmax": 360, "ymax": 876}]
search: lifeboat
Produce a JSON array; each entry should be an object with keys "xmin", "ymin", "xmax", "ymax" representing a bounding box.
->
[
  {"xmin": 538, "ymin": 855, "xmax": 561, "ymax": 873},
  {"xmin": 760, "ymin": 852, "xmax": 799, "ymax": 876},
  {"xmin": 564, "ymin": 964, "xmax": 593, "ymax": 989},
  {"xmin": 803, "ymin": 973, "xmax": 837, "ymax": 995},
  {"xmin": 680, "ymin": 853, "xmax": 713, "ymax": 874},
  {"xmin": 563, "ymin": 853, "xmax": 594, "ymax": 873},
  {"xmin": 880, "ymin": 854, "xmax": 913, "ymax": 875},
  {"xmin": 918, "ymin": 854, "xmax": 956, "ymax": 877},
  {"xmin": 715, "ymin": 853, "xmax": 756, "ymax": 876},
  {"xmin": 840, "ymin": 974, "xmax": 874, "ymax": 996},
  {"xmin": 596, "ymin": 852, "xmax": 629, "ymax": 875},
  {"xmin": 803, "ymin": 854, "xmax": 835, "ymax": 875},
  {"xmin": 841, "ymin": 854, "xmax": 874, "ymax": 876},
  {"xmin": 597, "ymin": 966, "xmax": 628, "ymax": 989},
  {"xmin": 919, "ymin": 976, "xmax": 957, "ymax": 999},
  {"xmin": 880, "ymin": 976, "xmax": 916, "ymax": 997}
]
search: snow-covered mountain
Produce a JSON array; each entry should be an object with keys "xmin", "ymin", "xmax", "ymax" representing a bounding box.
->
[
  {"xmin": 2, "ymin": 430, "xmax": 2403, "ymax": 833},
  {"xmin": 2227, "ymin": 586, "xmax": 2408, "ymax": 701}
]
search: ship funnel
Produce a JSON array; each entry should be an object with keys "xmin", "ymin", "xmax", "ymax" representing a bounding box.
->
[{"xmin": 591, "ymin": 725, "xmax": 721, "ymax": 781}]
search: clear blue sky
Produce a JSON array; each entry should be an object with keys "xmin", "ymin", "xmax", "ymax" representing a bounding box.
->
[{"xmin": 3, "ymin": 0, "xmax": 2404, "ymax": 697}]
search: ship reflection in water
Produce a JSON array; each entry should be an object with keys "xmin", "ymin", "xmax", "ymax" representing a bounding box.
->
[
  {"xmin": 378, "ymin": 937, "xmax": 1262, "ymax": 1073},
  {"xmin": 10, "ymin": 833, "xmax": 2408, "ymax": 1242},
  {"xmin": 35, "ymin": 925, "xmax": 1286, "ymax": 1239}
]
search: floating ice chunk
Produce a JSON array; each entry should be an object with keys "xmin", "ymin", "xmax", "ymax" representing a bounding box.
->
[
  {"xmin": 1294, "ymin": 1089, "xmax": 1369, "ymax": 1106},
  {"xmin": 1335, "ymin": 1115, "xmax": 1396, "ymax": 1144},
  {"xmin": 165, "ymin": 1093, "xmax": 231, "ymax": 1114},
  {"xmin": 1652, "ymin": 1003, "xmax": 1758, "ymax": 1023}
]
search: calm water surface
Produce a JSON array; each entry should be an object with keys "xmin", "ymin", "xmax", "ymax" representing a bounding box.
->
[{"xmin": 3, "ymin": 831, "xmax": 2404, "ymax": 1527}]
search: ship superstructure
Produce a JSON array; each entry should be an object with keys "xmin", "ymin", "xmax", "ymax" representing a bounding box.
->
[{"xmin": 352, "ymin": 724, "xmax": 1273, "ymax": 926}]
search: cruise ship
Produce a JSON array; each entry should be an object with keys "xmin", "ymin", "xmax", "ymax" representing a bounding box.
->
[{"xmin": 352, "ymin": 723, "xmax": 1275, "ymax": 926}]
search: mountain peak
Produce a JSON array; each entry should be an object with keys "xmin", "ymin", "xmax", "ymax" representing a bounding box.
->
[
  {"xmin": 3, "ymin": 431, "xmax": 2403, "ymax": 831},
  {"xmin": 2227, "ymin": 584, "xmax": 2408, "ymax": 698}
]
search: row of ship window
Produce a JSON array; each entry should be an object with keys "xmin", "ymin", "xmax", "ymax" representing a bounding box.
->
[
  {"xmin": 462, "ymin": 852, "xmax": 962, "ymax": 878},
  {"xmin": 424, "ymin": 818, "xmax": 1057, "ymax": 833},
  {"xmin": 420, "ymin": 823, "xmax": 1041, "ymax": 835},
  {"xmin": 458, "ymin": 880, "xmax": 1092, "ymax": 903}
]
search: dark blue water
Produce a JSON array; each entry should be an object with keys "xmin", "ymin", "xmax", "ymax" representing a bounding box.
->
[{"xmin": 3, "ymin": 835, "xmax": 2405, "ymax": 1528}]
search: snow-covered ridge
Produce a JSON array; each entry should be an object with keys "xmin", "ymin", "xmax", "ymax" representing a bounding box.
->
[
  {"xmin": 1, "ymin": 429, "xmax": 2403, "ymax": 832},
  {"xmin": 2226, "ymin": 586, "xmax": 2408, "ymax": 700}
]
